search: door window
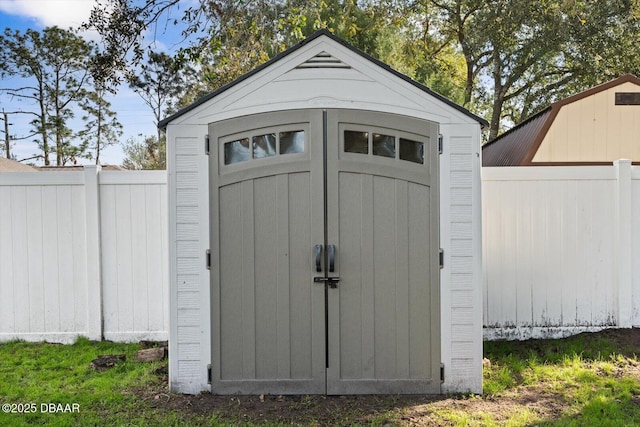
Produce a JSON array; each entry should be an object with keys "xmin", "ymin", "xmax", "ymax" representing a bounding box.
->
[
  {"xmin": 343, "ymin": 128, "xmax": 426, "ymax": 165},
  {"xmin": 223, "ymin": 129, "xmax": 306, "ymax": 165}
]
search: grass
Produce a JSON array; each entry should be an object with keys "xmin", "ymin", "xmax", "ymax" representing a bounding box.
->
[
  {"xmin": 0, "ymin": 338, "xmax": 208, "ymax": 426},
  {"xmin": 0, "ymin": 331, "xmax": 639, "ymax": 425},
  {"xmin": 478, "ymin": 331, "xmax": 640, "ymax": 426}
]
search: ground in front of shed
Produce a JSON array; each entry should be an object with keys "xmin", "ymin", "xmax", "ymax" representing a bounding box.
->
[{"xmin": 138, "ymin": 329, "xmax": 640, "ymax": 426}]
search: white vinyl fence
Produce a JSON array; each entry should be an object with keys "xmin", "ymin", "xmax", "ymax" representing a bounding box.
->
[
  {"xmin": 483, "ymin": 160, "xmax": 640, "ymax": 340},
  {"xmin": 0, "ymin": 166, "xmax": 168, "ymax": 343}
]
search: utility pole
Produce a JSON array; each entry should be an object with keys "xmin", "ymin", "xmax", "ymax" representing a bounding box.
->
[{"xmin": 2, "ymin": 110, "xmax": 10, "ymax": 159}]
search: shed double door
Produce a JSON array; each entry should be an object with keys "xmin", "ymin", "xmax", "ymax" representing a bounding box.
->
[{"xmin": 209, "ymin": 109, "xmax": 440, "ymax": 395}]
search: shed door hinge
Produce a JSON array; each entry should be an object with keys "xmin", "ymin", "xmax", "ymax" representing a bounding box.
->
[
  {"xmin": 440, "ymin": 363, "xmax": 445, "ymax": 383},
  {"xmin": 438, "ymin": 134, "xmax": 443, "ymax": 154},
  {"xmin": 439, "ymin": 249, "xmax": 444, "ymax": 269},
  {"xmin": 206, "ymin": 249, "xmax": 211, "ymax": 270},
  {"xmin": 207, "ymin": 364, "xmax": 212, "ymax": 384},
  {"xmin": 205, "ymin": 135, "xmax": 210, "ymax": 155}
]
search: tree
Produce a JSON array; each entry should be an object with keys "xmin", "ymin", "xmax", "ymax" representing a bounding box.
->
[
  {"xmin": 85, "ymin": 0, "xmax": 223, "ymax": 86},
  {"xmin": 78, "ymin": 86, "xmax": 123, "ymax": 165},
  {"xmin": 87, "ymin": 0, "xmax": 640, "ymax": 140},
  {"xmin": 0, "ymin": 27, "xmax": 97, "ymax": 165},
  {"xmin": 128, "ymin": 51, "xmax": 193, "ymax": 143},
  {"xmin": 0, "ymin": 109, "xmax": 40, "ymax": 160},
  {"xmin": 426, "ymin": 0, "xmax": 640, "ymax": 139},
  {"xmin": 121, "ymin": 134, "xmax": 165, "ymax": 170}
]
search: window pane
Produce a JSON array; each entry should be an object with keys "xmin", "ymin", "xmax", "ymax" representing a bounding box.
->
[
  {"xmin": 224, "ymin": 138, "xmax": 250, "ymax": 164},
  {"xmin": 399, "ymin": 138, "xmax": 424, "ymax": 164},
  {"xmin": 373, "ymin": 133, "xmax": 395, "ymax": 158},
  {"xmin": 279, "ymin": 130, "xmax": 305, "ymax": 154},
  {"xmin": 252, "ymin": 133, "xmax": 276, "ymax": 159},
  {"xmin": 344, "ymin": 130, "xmax": 368, "ymax": 154}
]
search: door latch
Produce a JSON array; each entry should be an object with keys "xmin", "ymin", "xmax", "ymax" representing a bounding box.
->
[{"xmin": 313, "ymin": 276, "xmax": 341, "ymax": 288}]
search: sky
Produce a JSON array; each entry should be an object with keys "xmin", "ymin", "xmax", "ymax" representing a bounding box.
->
[{"xmin": 0, "ymin": 0, "xmax": 184, "ymax": 166}]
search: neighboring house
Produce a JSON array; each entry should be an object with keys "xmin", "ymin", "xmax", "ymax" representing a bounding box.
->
[
  {"xmin": 482, "ymin": 74, "xmax": 640, "ymax": 341},
  {"xmin": 483, "ymin": 74, "xmax": 640, "ymax": 166},
  {"xmin": 0, "ymin": 157, "xmax": 37, "ymax": 172}
]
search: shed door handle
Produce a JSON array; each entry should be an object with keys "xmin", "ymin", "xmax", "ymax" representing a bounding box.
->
[
  {"xmin": 314, "ymin": 245, "xmax": 323, "ymax": 272},
  {"xmin": 328, "ymin": 244, "xmax": 336, "ymax": 272}
]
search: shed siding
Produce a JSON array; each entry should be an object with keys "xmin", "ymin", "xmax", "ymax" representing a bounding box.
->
[
  {"xmin": 169, "ymin": 127, "xmax": 211, "ymax": 393},
  {"xmin": 440, "ymin": 125, "xmax": 482, "ymax": 393},
  {"xmin": 534, "ymin": 81, "xmax": 640, "ymax": 162}
]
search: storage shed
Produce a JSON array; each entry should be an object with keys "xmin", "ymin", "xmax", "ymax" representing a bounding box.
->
[{"xmin": 160, "ymin": 30, "xmax": 485, "ymax": 395}]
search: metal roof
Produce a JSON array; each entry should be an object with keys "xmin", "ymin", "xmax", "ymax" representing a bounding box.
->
[
  {"xmin": 482, "ymin": 74, "xmax": 640, "ymax": 166},
  {"xmin": 159, "ymin": 29, "xmax": 488, "ymax": 129},
  {"xmin": 482, "ymin": 108, "xmax": 551, "ymax": 166}
]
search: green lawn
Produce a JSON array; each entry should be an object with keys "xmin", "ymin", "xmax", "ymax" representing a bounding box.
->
[
  {"xmin": 0, "ymin": 338, "xmax": 205, "ymax": 426},
  {"xmin": 1, "ymin": 330, "xmax": 639, "ymax": 426}
]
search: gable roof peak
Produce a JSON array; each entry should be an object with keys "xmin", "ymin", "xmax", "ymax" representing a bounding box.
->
[
  {"xmin": 159, "ymin": 29, "xmax": 487, "ymax": 129},
  {"xmin": 551, "ymin": 74, "xmax": 640, "ymax": 111}
]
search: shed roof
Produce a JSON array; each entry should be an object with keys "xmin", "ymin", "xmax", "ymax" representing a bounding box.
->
[
  {"xmin": 0, "ymin": 157, "xmax": 37, "ymax": 172},
  {"xmin": 159, "ymin": 29, "xmax": 488, "ymax": 129},
  {"xmin": 482, "ymin": 74, "xmax": 640, "ymax": 166}
]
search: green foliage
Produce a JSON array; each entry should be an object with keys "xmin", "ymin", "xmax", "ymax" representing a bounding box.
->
[
  {"xmin": 0, "ymin": 27, "xmax": 99, "ymax": 165},
  {"xmin": 121, "ymin": 134, "xmax": 166, "ymax": 170},
  {"xmin": 78, "ymin": 86, "xmax": 123, "ymax": 165},
  {"xmin": 426, "ymin": 0, "xmax": 640, "ymax": 138},
  {"xmin": 128, "ymin": 51, "xmax": 194, "ymax": 127},
  {"xmin": 82, "ymin": 0, "xmax": 640, "ymax": 141}
]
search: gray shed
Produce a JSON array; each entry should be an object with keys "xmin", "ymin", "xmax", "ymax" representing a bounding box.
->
[{"xmin": 160, "ymin": 30, "xmax": 485, "ymax": 395}]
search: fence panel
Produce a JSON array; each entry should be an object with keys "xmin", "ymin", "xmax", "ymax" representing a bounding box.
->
[
  {"xmin": 631, "ymin": 168, "xmax": 640, "ymax": 326},
  {"xmin": 0, "ymin": 167, "xmax": 168, "ymax": 343},
  {"xmin": 482, "ymin": 162, "xmax": 639, "ymax": 340},
  {"xmin": 100, "ymin": 171, "xmax": 169, "ymax": 341}
]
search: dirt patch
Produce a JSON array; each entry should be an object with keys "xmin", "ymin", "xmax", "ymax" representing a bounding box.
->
[
  {"xmin": 134, "ymin": 328, "xmax": 640, "ymax": 425},
  {"xmin": 143, "ymin": 388, "xmax": 444, "ymax": 425},
  {"xmin": 140, "ymin": 388, "xmax": 570, "ymax": 426}
]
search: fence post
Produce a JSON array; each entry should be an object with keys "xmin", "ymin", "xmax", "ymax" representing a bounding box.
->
[
  {"xmin": 84, "ymin": 165, "xmax": 103, "ymax": 340},
  {"xmin": 615, "ymin": 159, "xmax": 632, "ymax": 328}
]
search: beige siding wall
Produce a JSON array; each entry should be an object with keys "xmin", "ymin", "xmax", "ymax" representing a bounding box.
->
[{"xmin": 534, "ymin": 82, "xmax": 640, "ymax": 162}]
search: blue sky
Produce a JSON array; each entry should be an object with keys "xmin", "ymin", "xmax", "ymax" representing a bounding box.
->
[{"xmin": 0, "ymin": 0, "xmax": 185, "ymax": 166}]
